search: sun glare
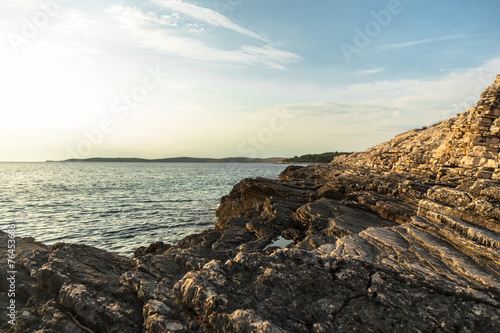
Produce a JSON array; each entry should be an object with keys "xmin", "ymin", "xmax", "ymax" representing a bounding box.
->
[{"xmin": 1, "ymin": 45, "xmax": 104, "ymax": 132}]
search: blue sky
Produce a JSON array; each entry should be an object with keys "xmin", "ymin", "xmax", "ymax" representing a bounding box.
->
[{"xmin": 1, "ymin": 0, "xmax": 499, "ymax": 161}]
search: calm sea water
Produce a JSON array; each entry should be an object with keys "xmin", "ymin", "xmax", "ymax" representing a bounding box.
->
[{"xmin": 0, "ymin": 162, "xmax": 288, "ymax": 257}]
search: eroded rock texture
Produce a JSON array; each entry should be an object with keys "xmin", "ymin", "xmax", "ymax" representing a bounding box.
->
[{"xmin": 2, "ymin": 76, "xmax": 500, "ymax": 332}]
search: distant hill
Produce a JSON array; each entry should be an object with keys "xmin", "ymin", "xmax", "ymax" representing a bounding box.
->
[
  {"xmin": 49, "ymin": 157, "xmax": 287, "ymax": 163},
  {"xmin": 282, "ymin": 152, "xmax": 352, "ymax": 163}
]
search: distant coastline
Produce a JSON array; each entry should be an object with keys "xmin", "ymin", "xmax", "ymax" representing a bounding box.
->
[
  {"xmin": 47, "ymin": 152, "xmax": 353, "ymax": 164},
  {"xmin": 47, "ymin": 157, "xmax": 287, "ymax": 164}
]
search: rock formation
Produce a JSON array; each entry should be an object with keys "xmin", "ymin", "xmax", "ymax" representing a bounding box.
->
[{"xmin": 1, "ymin": 75, "xmax": 500, "ymax": 332}]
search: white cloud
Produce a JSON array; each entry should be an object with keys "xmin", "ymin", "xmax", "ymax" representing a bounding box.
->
[
  {"xmin": 150, "ymin": 0, "xmax": 269, "ymax": 42},
  {"xmin": 379, "ymin": 34, "xmax": 469, "ymax": 50},
  {"xmin": 254, "ymin": 57, "xmax": 500, "ymax": 145},
  {"xmin": 108, "ymin": 4, "xmax": 179, "ymax": 28},
  {"xmin": 107, "ymin": 4, "xmax": 301, "ymax": 69},
  {"xmin": 185, "ymin": 23, "xmax": 204, "ymax": 34},
  {"xmin": 0, "ymin": 0, "xmax": 41, "ymax": 10},
  {"xmin": 281, "ymin": 102, "xmax": 397, "ymax": 120},
  {"xmin": 381, "ymin": 31, "xmax": 500, "ymax": 51},
  {"xmin": 352, "ymin": 68, "xmax": 384, "ymax": 76},
  {"xmin": 348, "ymin": 58, "xmax": 498, "ymax": 108},
  {"xmin": 234, "ymin": 45, "xmax": 301, "ymax": 69}
]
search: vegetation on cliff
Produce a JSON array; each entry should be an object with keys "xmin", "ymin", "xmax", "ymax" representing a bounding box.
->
[{"xmin": 282, "ymin": 152, "xmax": 351, "ymax": 163}]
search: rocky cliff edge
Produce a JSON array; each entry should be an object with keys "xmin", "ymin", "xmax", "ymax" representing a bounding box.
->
[{"xmin": 1, "ymin": 76, "xmax": 500, "ymax": 332}]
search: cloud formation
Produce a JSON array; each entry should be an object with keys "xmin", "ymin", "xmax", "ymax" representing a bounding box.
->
[
  {"xmin": 150, "ymin": 0, "xmax": 269, "ymax": 42},
  {"xmin": 109, "ymin": 4, "xmax": 179, "ymax": 28},
  {"xmin": 281, "ymin": 102, "xmax": 398, "ymax": 121},
  {"xmin": 352, "ymin": 68, "xmax": 384, "ymax": 76},
  {"xmin": 379, "ymin": 34, "xmax": 469, "ymax": 50},
  {"xmin": 107, "ymin": 3, "xmax": 301, "ymax": 69}
]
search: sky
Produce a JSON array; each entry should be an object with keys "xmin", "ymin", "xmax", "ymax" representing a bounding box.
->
[{"xmin": 1, "ymin": 0, "xmax": 500, "ymax": 161}]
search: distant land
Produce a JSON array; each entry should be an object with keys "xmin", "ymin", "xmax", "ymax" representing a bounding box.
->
[
  {"xmin": 48, "ymin": 152, "xmax": 354, "ymax": 164},
  {"xmin": 47, "ymin": 157, "xmax": 287, "ymax": 163}
]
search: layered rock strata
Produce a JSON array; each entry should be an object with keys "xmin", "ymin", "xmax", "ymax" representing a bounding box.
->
[{"xmin": 1, "ymin": 76, "xmax": 500, "ymax": 332}]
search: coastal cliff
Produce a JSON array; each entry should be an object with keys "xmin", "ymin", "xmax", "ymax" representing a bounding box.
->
[{"xmin": 2, "ymin": 76, "xmax": 500, "ymax": 332}]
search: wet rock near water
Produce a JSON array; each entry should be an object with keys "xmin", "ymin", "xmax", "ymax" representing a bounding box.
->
[{"xmin": 2, "ymin": 76, "xmax": 500, "ymax": 332}]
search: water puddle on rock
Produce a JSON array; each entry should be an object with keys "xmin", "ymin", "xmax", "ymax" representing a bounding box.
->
[{"xmin": 266, "ymin": 236, "xmax": 294, "ymax": 249}]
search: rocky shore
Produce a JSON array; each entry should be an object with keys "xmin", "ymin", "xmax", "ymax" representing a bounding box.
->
[{"xmin": 2, "ymin": 75, "xmax": 500, "ymax": 332}]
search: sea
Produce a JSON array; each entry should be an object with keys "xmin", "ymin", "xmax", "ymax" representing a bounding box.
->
[{"xmin": 0, "ymin": 162, "xmax": 289, "ymax": 257}]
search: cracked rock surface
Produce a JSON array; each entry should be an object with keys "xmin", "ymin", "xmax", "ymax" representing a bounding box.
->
[{"xmin": 2, "ymin": 76, "xmax": 500, "ymax": 332}]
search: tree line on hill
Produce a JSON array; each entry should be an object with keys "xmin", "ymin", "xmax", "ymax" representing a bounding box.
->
[{"xmin": 282, "ymin": 152, "xmax": 351, "ymax": 163}]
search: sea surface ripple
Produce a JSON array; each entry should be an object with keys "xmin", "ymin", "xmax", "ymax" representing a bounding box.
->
[{"xmin": 0, "ymin": 162, "xmax": 288, "ymax": 256}]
